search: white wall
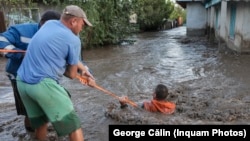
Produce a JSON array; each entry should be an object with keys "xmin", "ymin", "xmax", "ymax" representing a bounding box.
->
[
  {"xmin": 217, "ymin": 1, "xmax": 250, "ymax": 52},
  {"xmin": 186, "ymin": 2, "xmax": 207, "ymax": 36},
  {"xmin": 187, "ymin": 3, "xmax": 206, "ymax": 29},
  {"xmin": 234, "ymin": 2, "xmax": 250, "ymax": 52}
]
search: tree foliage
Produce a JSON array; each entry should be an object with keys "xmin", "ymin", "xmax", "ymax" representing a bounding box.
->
[
  {"xmin": 0, "ymin": 0, "xmax": 25, "ymax": 8},
  {"xmin": 170, "ymin": 4, "xmax": 186, "ymax": 23},
  {"xmin": 61, "ymin": 0, "xmax": 137, "ymax": 48},
  {"xmin": 1, "ymin": 0, "xmax": 181, "ymax": 48},
  {"xmin": 135, "ymin": 0, "xmax": 175, "ymax": 31}
]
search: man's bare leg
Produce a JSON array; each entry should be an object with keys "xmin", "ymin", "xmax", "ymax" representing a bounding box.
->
[
  {"xmin": 69, "ymin": 128, "xmax": 84, "ymax": 141},
  {"xmin": 35, "ymin": 123, "xmax": 48, "ymax": 141}
]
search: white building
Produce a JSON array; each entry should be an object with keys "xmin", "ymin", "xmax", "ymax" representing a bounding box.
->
[
  {"xmin": 176, "ymin": 0, "xmax": 207, "ymax": 36},
  {"xmin": 176, "ymin": 0, "xmax": 250, "ymax": 53}
]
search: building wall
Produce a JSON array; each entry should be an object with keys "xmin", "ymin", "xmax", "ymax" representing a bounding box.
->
[
  {"xmin": 219, "ymin": 1, "xmax": 227, "ymax": 40},
  {"xmin": 234, "ymin": 2, "xmax": 250, "ymax": 52},
  {"xmin": 209, "ymin": 7, "xmax": 215, "ymax": 29},
  {"xmin": 216, "ymin": 1, "xmax": 250, "ymax": 53},
  {"xmin": 178, "ymin": 0, "xmax": 250, "ymax": 53},
  {"xmin": 186, "ymin": 2, "xmax": 207, "ymax": 36}
]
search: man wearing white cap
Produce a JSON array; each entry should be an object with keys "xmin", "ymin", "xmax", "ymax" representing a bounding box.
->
[{"xmin": 16, "ymin": 5, "xmax": 95, "ymax": 141}]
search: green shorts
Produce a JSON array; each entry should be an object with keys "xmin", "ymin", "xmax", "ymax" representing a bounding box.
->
[{"xmin": 16, "ymin": 76, "xmax": 81, "ymax": 136}]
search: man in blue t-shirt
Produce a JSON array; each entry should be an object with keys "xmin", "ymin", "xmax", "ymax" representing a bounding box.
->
[
  {"xmin": 0, "ymin": 10, "xmax": 61, "ymax": 132},
  {"xmin": 17, "ymin": 5, "xmax": 95, "ymax": 141}
]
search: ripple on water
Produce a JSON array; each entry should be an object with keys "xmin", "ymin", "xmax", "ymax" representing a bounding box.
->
[{"xmin": 0, "ymin": 87, "xmax": 14, "ymax": 104}]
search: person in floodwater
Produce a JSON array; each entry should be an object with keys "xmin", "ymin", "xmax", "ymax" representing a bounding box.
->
[
  {"xmin": 119, "ymin": 84, "xmax": 176, "ymax": 114},
  {"xmin": 0, "ymin": 10, "xmax": 61, "ymax": 132}
]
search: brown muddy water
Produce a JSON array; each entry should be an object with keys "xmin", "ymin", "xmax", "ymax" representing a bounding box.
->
[{"xmin": 0, "ymin": 26, "xmax": 250, "ymax": 141}]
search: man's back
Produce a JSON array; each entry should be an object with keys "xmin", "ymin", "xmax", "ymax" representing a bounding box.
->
[{"xmin": 18, "ymin": 20, "xmax": 81, "ymax": 84}]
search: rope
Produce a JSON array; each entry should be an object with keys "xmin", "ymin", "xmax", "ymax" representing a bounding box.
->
[
  {"xmin": 0, "ymin": 48, "xmax": 137, "ymax": 107},
  {"xmin": 0, "ymin": 49, "xmax": 26, "ymax": 53},
  {"xmin": 76, "ymin": 75, "xmax": 138, "ymax": 107}
]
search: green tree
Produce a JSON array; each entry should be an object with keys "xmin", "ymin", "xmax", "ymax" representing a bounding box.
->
[
  {"xmin": 62, "ymin": 0, "xmax": 137, "ymax": 48},
  {"xmin": 1, "ymin": 0, "xmax": 178, "ymax": 48},
  {"xmin": 170, "ymin": 4, "xmax": 186, "ymax": 23},
  {"xmin": 136, "ymin": 0, "xmax": 174, "ymax": 31}
]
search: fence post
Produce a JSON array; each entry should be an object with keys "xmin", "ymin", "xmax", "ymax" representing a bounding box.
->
[{"xmin": 0, "ymin": 11, "xmax": 6, "ymax": 32}]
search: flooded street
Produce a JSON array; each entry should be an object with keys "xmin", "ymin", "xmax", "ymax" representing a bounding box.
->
[{"xmin": 0, "ymin": 26, "xmax": 250, "ymax": 141}]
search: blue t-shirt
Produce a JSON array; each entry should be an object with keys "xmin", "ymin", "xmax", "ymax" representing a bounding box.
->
[{"xmin": 17, "ymin": 20, "xmax": 80, "ymax": 84}]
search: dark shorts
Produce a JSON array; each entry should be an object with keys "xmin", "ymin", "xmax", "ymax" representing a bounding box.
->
[
  {"xmin": 16, "ymin": 77, "xmax": 81, "ymax": 136},
  {"xmin": 8, "ymin": 74, "xmax": 27, "ymax": 116}
]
